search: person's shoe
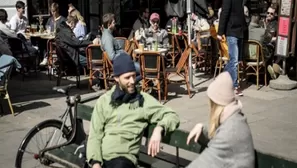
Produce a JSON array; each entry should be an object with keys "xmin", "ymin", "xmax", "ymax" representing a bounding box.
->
[
  {"xmin": 267, "ymin": 65, "xmax": 276, "ymax": 79},
  {"xmin": 235, "ymin": 87, "xmax": 244, "ymax": 96},
  {"xmin": 92, "ymin": 84, "xmax": 102, "ymax": 92},
  {"xmin": 272, "ymin": 63, "xmax": 282, "ymax": 75},
  {"xmin": 40, "ymin": 58, "xmax": 48, "ymax": 66}
]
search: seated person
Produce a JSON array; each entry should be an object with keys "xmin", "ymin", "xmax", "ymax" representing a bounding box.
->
[
  {"xmin": 97, "ymin": 13, "xmax": 141, "ymax": 91},
  {"xmin": 87, "ymin": 54, "xmax": 180, "ymax": 168},
  {"xmin": 101, "ymin": 13, "xmax": 125, "ymax": 60},
  {"xmin": 260, "ymin": 5, "xmax": 278, "ymax": 43},
  {"xmin": 9, "ymin": 1, "xmax": 28, "ymax": 35},
  {"xmin": 40, "ymin": 3, "xmax": 66, "ymax": 65},
  {"xmin": 0, "ymin": 54, "xmax": 21, "ymax": 80},
  {"xmin": 0, "ymin": 36, "xmax": 12, "ymax": 56},
  {"xmin": 70, "ymin": 9, "xmax": 87, "ymax": 40},
  {"xmin": 0, "ymin": 9, "xmax": 38, "ymax": 57},
  {"xmin": 128, "ymin": 6, "xmax": 150, "ymax": 40},
  {"xmin": 45, "ymin": 3, "xmax": 66, "ymax": 33},
  {"xmin": 186, "ymin": 72, "xmax": 255, "ymax": 168},
  {"xmin": 0, "ymin": 36, "xmax": 21, "ymax": 80},
  {"xmin": 55, "ymin": 16, "xmax": 99, "ymax": 67},
  {"xmin": 140, "ymin": 13, "xmax": 169, "ymax": 47},
  {"xmin": 0, "ymin": 9, "xmax": 17, "ymax": 38},
  {"xmin": 191, "ymin": 13, "xmax": 210, "ymax": 50}
]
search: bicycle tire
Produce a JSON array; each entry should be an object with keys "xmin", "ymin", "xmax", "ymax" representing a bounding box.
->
[{"xmin": 15, "ymin": 119, "xmax": 71, "ymax": 168}]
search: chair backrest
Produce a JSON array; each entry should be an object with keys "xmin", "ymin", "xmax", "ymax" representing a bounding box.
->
[
  {"xmin": 175, "ymin": 47, "xmax": 191, "ymax": 73},
  {"xmin": 85, "ymin": 45, "xmax": 104, "ymax": 69},
  {"xmin": 115, "ymin": 37, "xmax": 130, "ymax": 51},
  {"xmin": 245, "ymin": 40, "xmax": 264, "ymax": 62},
  {"xmin": 7, "ymin": 37, "xmax": 24, "ymax": 53},
  {"xmin": 140, "ymin": 52, "xmax": 163, "ymax": 79},
  {"xmin": 217, "ymin": 38, "xmax": 229, "ymax": 59},
  {"xmin": 0, "ymin": 62, "xmax": 14, "ymax": 90}
]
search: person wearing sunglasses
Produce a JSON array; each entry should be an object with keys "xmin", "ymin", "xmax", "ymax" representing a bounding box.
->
[{"xmin": 261, "ymin": 5, "xmax": 278, "ymax": 37}]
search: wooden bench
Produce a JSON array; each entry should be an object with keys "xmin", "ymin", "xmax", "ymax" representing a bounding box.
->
[{"xmin": 43, "ymin": 104, "xmax": 297, "ymax": 168}]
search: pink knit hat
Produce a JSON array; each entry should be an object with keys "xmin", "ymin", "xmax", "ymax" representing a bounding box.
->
[{"xmin": 207, "ymin": 72, "xmax": 235, "ymax": 106}]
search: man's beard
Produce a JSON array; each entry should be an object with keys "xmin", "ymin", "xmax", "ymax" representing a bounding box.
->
[{"xmin": 119, "ymin": 82, "xmax": 135, "ymax": 94}]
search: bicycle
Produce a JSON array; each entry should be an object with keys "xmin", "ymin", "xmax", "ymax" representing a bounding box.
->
[{"xmin": 15, "ymin": 84, "xmax": 102, "ymax": 168}]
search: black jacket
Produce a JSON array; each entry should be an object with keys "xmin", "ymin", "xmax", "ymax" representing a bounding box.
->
[
  {"xmin": 55, "ymin": 22, "xmax": 92, "ymax": 65},
  {"xmin": 0, "ymin": 35, "xmax": 12, "ymax": 56},
  {"xmin": 218, "ymin": 0, "xmax": 247, "ymax": 39}
]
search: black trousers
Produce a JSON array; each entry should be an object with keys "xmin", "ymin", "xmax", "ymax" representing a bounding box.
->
[{"xmin": 103, "ymin": 157, "xmax": 136, "ymax": 168}]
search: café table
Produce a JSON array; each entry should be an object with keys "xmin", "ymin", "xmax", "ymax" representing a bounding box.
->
[{"xmin": 134, "ymin": 48, "xmax": 168, "ymax": 54}]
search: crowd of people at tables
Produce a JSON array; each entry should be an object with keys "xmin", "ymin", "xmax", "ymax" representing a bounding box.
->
[
  {"xmin": 0, "ymin": 0, "xmax": 281, "ymax": 94},
  {"xmin": 0, "ymin": 0, "xmax": 284, "ymax": 168}
]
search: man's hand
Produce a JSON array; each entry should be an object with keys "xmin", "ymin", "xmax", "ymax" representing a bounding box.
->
[
  {"xmin": 148, "ymin": 125, "xmax": 163, "ymax": 157},
  {"xmin": 271, "ymin": 37, "xmax": 276, "ymax": 42},
  {"xmin": 217, "ymin": 35, "xmax": 223, "ymax": 41},
  {"xmin": 187, "ymin": 123, "xmax": 203, "ymax": 145},
  {"xmin": 92, "ymin": 163, "xmax": 102, "ymax": 168},
  {"xmin": 191, "ymin": 13, "xmax": 198, "ymax": 20}
]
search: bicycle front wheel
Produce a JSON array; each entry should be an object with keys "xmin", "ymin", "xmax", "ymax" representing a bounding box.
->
[{"xmin": 15, "ymin": 119, "xmax": 71, "ymax": 168}]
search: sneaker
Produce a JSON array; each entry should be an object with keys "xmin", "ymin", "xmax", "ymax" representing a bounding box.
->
[
  {"xmin": 40, "ymin": 58, "xmax": 48, "ymax": 66},
  {"xmin": 272, "ymin": 63, "xmax": 282, "ymax": 75},
  {"xmin": 92, "ymin": 84, "xmax": 102, "ymax": 92},
  {"xmin": 267, "ymin": 65, "xmax": 276, "ymax": 79},
  {"xmin": 235, "ymin": 88, "xmax": 244, "ymax": 96}
]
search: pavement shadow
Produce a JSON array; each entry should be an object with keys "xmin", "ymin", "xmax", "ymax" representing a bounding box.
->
[
  {"xmin": 7, "ymin": 72, "xmax": 96, "ymax": 104},
  {"xmin": 13, "ymin": 101, "xmax": 51, "ymax": 115},
  {"xmin": 0, "ymin": 101, "xmax": 51, "ymax": 116}
]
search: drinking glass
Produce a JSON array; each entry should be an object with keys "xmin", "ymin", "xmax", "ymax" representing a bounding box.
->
[{"xmin": 30, "ymin": 24, "xmax": 37, "ymax": 34}]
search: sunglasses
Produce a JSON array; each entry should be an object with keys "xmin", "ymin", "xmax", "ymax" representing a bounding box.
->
[
  {"xmin": 267, "ymin": 12, "xmax": 274, "ymax": 15},
  {"xmin": 151, "ymin": 20, "xmax": 159, "ymax": 24}
]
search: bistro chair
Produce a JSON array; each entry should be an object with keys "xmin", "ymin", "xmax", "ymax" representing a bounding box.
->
[
  {"xmin": 85, "ymin": 44, "xmax": 110, "ymax": 90},
  {"xmin": 244, "ymin": 40, "xmax": 267, "ymax": 89},
  {"xmin": 0, "ymin": 63, "xmax": 15, "ymax": 116},
  {"xmin": 140, "ymin": 51, "xmax": 166, "ymax": 102}
]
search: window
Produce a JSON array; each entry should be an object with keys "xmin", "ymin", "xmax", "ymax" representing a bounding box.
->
[{"xmin": 29, "ymin": 0, "xmax": 53, "ymax": 17}]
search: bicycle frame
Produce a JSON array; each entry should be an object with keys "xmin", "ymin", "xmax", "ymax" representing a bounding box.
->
[{"xmin": 38, "ymin": 92, "xmax": 102, "ymax": 159}]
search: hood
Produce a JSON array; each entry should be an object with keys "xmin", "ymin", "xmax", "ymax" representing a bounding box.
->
[{"xmin": 220, "ymin": 100, "xmax": 242, "ymax": 124}]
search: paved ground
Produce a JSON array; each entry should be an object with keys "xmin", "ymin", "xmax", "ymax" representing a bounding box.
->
[{"xmin": 1, "ymin": 72, "xmax": 297, "ymax": 167}]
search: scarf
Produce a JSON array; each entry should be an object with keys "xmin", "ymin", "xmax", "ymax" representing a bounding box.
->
[{"xmin": 110, "ymin": 84, "xmax": 144, "ymax": 109}]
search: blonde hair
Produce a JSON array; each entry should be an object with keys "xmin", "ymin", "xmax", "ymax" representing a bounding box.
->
[
  {"xmin": 70, "ymin": 9, "xmax": 86, "ymax": 26},
  {"xmin": 208, "ymin": 99, "xmax": 225, "ymax": 139}
]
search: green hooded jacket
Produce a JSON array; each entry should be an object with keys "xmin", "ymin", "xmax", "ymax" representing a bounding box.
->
[{"xmin": 87, "ymin": 86, "xmax": 180, "ymax": 165}]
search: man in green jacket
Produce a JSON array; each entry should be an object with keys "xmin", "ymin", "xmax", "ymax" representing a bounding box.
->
[{"xmin": 87, "ymin": 52, "xmax": 180, "ymax": 168}]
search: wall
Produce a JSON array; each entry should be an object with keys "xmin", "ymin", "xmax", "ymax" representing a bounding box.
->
[{"xmin": 0, "ymin": 0, "xmax": 28, "ymax": 20}]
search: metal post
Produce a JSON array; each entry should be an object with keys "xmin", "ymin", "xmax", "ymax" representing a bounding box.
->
[
  {"xmin": 187, "ymin": 0, "xmax": 194, "ymax": 89},
  {"xmin": 282, "ymin": 58, "xmax": 286, "ymax": 75}
]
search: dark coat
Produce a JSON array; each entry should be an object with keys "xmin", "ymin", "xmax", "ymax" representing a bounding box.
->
[
  {"xmin": 218, "ymin": 0, "xmax": 247, "ymax": 39},
  {"xmin": 55, "ymin": 22, "xmax": 92, "ymax": 65}
]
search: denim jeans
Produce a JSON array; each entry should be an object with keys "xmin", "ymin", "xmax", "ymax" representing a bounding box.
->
[
  {"xmin": 0, "ymin": 54, "xmax": 22, "ymax": 81},
  {"xmin": 79, "ymin": 55, "xmax": 87, "ymax": 66},
  {"xmin": 225, "ymin": 36, "xmax": 242, "ymax": 88}
]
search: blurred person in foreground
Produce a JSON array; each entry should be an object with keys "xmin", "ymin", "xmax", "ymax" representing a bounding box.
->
[{"xmin": 186, "ymin": 72, "xmax": 255, "ymax": 168}]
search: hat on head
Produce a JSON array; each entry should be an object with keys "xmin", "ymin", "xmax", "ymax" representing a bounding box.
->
[
  {"xmin": 150, "ymin": 13, "xmax": 160, "ymax": 21},
  {"xmin": 113, "ymin": 52, "xmax": 136, "ymax": 77},
  {"xmin": 207, "ymin": 72, "xmax": 235, "ymax": 106}
]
